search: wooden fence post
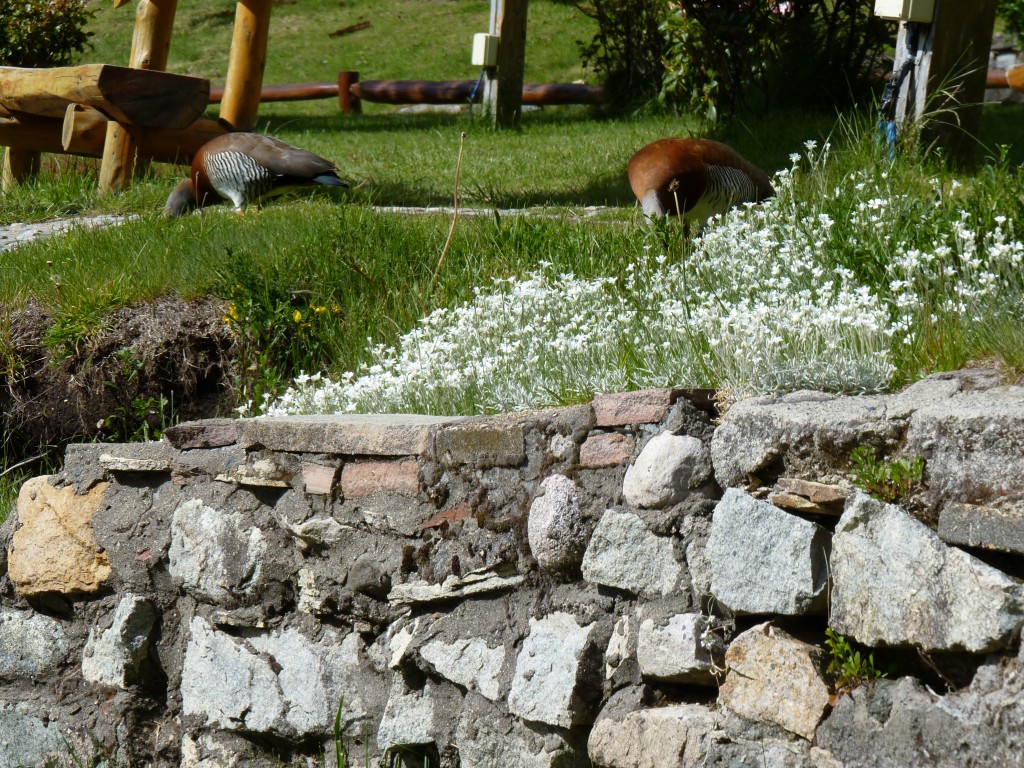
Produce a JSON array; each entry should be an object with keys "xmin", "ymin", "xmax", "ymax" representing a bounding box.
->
[
  {"xmin": 98, "ymin": 0, "xmax": 178, "ymax": 194},
  {"xmin": 219, "ymin": 0, "xmax": 273, "ymax": 131},
  {"xmin": 482, "ymin": 0, "xmax": 528, "ymax": 128},
  {"xmin": 2, "ymin": 147, "xmax": 41, "ymax": 191},
  {"xmin": 338, "ymin": 71, "xmax": 361, "ymax": 114},
  {"xmin": 890, "ymin": 0, "xmax": 999, "ymax": 167}
]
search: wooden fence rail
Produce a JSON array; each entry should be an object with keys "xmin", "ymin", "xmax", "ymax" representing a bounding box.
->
[
  {"xmin": 208, "ymin": 72, "xmax": 605, "ymax": 114},
  {"xmin": 986, "ymin": 66, "xmax": 1024, "ymax": 91}
]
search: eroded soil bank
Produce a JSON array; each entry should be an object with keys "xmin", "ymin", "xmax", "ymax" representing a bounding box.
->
[{"xmin": 3, "ymin": 298, "xmax": 236, "ymax": 461}]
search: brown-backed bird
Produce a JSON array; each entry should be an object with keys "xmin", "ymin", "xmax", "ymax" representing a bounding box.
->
[
  {"xmin": 164, "ymin": 132, "xmax": 348, "ymax": 216},
  {"xmin": 627, "ymin": 138, "xmax": 774, "ymax": 228}
]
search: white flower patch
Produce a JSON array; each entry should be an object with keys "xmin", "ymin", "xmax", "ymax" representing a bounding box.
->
[{"xmin": 262, "ymin": 143, "xmax": 1024, "ymax": 416}]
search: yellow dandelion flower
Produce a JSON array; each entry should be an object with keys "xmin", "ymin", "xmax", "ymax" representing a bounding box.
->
[{"xmin": 293, "ymin": 309, "xmax": 303, "ymax": 323}]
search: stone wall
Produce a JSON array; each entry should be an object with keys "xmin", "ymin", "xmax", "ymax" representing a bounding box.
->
[{"xmin": 2, "ymin": 368, "xmax": 1023, "ymax": 768}]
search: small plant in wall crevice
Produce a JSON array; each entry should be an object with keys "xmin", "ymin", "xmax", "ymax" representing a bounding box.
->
[
  {"xmin": 825, "ymin": 627, "xmax": 884, "ymax": 697},
  {"xmin": 848, "ymin": 445, "xmax": 926, "ymax": 506}
]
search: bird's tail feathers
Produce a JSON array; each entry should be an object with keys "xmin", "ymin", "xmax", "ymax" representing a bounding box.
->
[{"xmin": 313, "ymin": 174, "xmax": 349, "ymax": 188}]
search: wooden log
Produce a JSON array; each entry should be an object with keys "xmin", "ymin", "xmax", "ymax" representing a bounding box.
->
[
  {"xmin": 1, "ymin": 113, "xmax": 72, "ymax": 154},
  {"xmin": 1008, "ymin": 65, "xmax": 1024, "ymax": 93},
  {"xmin": 985, "ymin": 67, "xmax": 1024, "ymax": 93},
  {"xmin": 202, "ymin": 77, "xmax": 605, "ymax": 109},
  {"xmin": 352, "ymin": 80, "xmax": 477, "ymax": 104},
  {"xmin": 63, "ymin": 105, "xmax": 109, "ymax": 151},
  {"xmin": 0, "ymin": 111, "xmax": 225, "ymax": 163},
  {"xmin": 100, "ymin": 0, "xmax": 180, "ymax": 194},
  {"xmin": 219, "ymin": 0, "xmax": 273, "ymax": 131},
  {"xmin": 2, "ymin": 147, "xmax": 41, "ymax": 190},
  {"xmin": 126, "ymin": 0, "xmax": 177, "ymax": 71},
  {"xmin": 987, "ymin": 68, "xmax": 1009, "ymax": 88},
  {"xmin": 209, "ymin": 81, "xmax": 340, "ymax": 103},
  {"xmin": 347, "ymin": 79, "xmax": 604, "ymax": 106},
  {"xmin": 0, "ymin": 64, "xmax": 208, "ymax": 129},
  {"xmin": 99, "ymin": 122, "xmax": 140, "ymax": 194},
  {"xmin": 522, "ymin": 82, "xmax": 604, "ymax": 105}
]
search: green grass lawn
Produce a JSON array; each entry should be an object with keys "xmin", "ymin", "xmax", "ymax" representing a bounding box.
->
[{"xmin": 82, "ymin": 0, "xmax": 595, "ymax": 91}]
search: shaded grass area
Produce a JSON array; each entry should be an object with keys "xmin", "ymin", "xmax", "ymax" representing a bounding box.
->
[{"xmin": 1, "ymin": 105, "xmax": 839, "ymax": 226}]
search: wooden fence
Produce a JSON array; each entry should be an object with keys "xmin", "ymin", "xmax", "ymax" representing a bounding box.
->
[{"xmin": 208, "ymin": 71, "xmax": 605, "ymax": 114}]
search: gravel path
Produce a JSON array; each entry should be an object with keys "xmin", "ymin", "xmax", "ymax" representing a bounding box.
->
[
  {"xmin": 0, "ymin": 214, "xmax": 131, "ymax": 252},
  {"xmin": 0, "ymin": 205, "xmax": 617, "ymax": 253}
]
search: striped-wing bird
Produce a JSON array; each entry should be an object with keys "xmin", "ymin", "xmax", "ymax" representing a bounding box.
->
[
  {"xmin": 164, "ymin": 132, "xmax": 349, "ymax": 216},
  {"xmin": 627, "ymin": 138, "xmax": 774, "ymax": 228}
]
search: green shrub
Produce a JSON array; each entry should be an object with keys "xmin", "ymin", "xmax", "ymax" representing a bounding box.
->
[
  {"xmin": 0, "ymin": 0, "xmax": 94, "ymax": 67},
  {"xmin": 576, "ymin": 0, "xmax": 669, "ymax": 108},
  {"xmin": 581, "ymin": 0, "xmax": 892, "ymax": 119},
  {"xmin": 999, "ymin": 0, "xmax": 1024, "ymax": 42},
  {"xmin": 659, "ymin": 1, "xmax": 776, "ymax": 119}
]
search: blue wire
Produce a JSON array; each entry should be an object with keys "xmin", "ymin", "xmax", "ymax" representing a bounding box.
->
[{"xmin": 467, "ymin": 69, "xmax": 486, "ymax": 120}]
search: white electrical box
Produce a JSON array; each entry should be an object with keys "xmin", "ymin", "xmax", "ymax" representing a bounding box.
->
[
  {"xmin": 472, "ymin": 33, "xmax": 499, "ymax": 67},
  {"xmin": 873, "ymin": 0, "xmax": 934, "ymax": 22}
]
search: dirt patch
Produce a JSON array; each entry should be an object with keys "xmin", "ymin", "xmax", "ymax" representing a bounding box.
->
[{"xmin": 3, "ymin": 297, "xmax": 237, "ymax": 461}]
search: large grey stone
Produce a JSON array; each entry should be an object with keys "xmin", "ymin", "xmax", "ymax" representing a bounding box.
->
[
  {"xmin": 636, "ymin": 613, "xmax": 715, "ymax": 685},
  {"xmin": 710, "ymin": 391, "xmax": 899, "ymax": 489},
  {"xmin": 456, "ymin": 692, "xmax": 585, "ymax": 768},
  {"xmin": 906, "ymin": 385, "xmax": 1024, "ymax": 507},
  {"xmin": 181, "ymin": 617, "xmax": 373, "ymax": 739},
  {"xmin": 419, "ymin": 636, "xmax": 506, "ymax": 701},
  {"xmin": 435, "ymin": 420, "xmax": 526, "ymax": 468},
  {"xmin": 623, "ymin": 432, "xmax": 712, "ymax": 509},
  {"xmin": 181, "ymin": 731, "xmax": 256, "ymax": 768},
  {"xmin": 588, "ymin": 703, "xmax": 720, "ymax": 767},
  {"xmin": 938, "ymin": 501, "xmax": 1024, "ymax": 555},
  {"xmin": 718, "ymin": 622, "xmax": 831, "ymax": 741},
  {"xmin": 817, "ymin": 647, "xmax": 1024, "ymax": 768},
  {"xmin": 168, "ymin": 498, "xmax": 269, "ymax": 604},
  {"xmin": 0, "ymin": 702, "xmax": 64, "ymax": 768},
  {"xmin": 582, "ymin": 510, "xmax": 684, "ymax": 597},
  {"xmin": 0, "ymin": 608, "xmax": 70, "ymax": 679},
  {"xmin": 508, "ymin": 611, "xmax": 600, "ymax": 728},
  {"xmin": 831, "ymin": 493, "xmax": 1024, "ymax": 652},
  {"xmin": 377, "ymin": 675, "xmax": 461, "ymax": 751},
  {"xmin": 706, "ymin": 489, "xmax": 830, "ymax": 615},
  {"xmin": 528, "ymin": 474, "xmax": 586, "ymax": 571},
  {"xmin": 81, "ymin": 594, "xmax": 157, "ymax": 688},
  {"xmin": 238, "ymin": 414, "xmax": 462, "ymax": 455}
]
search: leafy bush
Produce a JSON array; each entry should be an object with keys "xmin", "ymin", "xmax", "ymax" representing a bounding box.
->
[
  {"xmin": 577, "ymin": 0, "xmax": 669, "ymax": 107},
  {"xmin": 0, "ymin": 0, "xmax": 94, "ymax": 68},
  {"xmin": 659, "ymin": 1, "xmax": 777, "ymax": 119},
  {"xmin": 580, "ymin": 0, "xmax": 893, "ymax": 118},
  {"xmin": 999, "ymin": 0, "xmax": 1024, "ymax": 42}
]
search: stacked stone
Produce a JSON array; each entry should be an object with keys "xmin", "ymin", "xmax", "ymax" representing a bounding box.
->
[{"xmin": 1, "ymin": 369, "xmax": 1023, "ymax": 767}]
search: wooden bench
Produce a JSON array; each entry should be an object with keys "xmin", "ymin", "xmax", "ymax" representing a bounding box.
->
[{"xmin": 0, "ymin": 0, "xmax": 272, "ymax": 194}]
